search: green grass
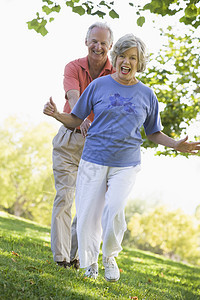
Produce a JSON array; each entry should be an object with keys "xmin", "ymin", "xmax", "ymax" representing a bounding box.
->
[{"xmin": 0, "ymin": 211, "xmax": 200, "ymax": 300}]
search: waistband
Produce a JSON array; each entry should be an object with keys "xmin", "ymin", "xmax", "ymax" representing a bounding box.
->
[
  {"xmin": 66, "ymin": 126, "xmax": 81, "ymax": 134},
  {"xmin": 74, "ymin": 128, "xmax": 81, "ymax": 134}
]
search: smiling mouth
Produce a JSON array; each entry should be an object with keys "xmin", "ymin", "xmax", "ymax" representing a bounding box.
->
[
  {"xmin": 93, "ymin": 50, "xmax": 103, "ymax": 55},
  {"xmin": 121, "ymin": 67, "xmax": 130, "ymax": 74}
]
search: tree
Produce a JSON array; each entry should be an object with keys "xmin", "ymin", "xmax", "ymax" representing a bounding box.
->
[
  {"xmin": 128, "ymin": 206, "xmax": 200, "ymax": 265},
  {"xmin": 27, "ymin": 0, "xmax": 200, "ymax": 36},
  {"xmin": 195, "ymin": 204, "xmax": 200, "ymax": 220},
  {"xmin": 27, "ymin": 6, "xmax": 200, "ymax": 157},
  {"xmin": 123, "ymin": 198, "xmax": 161, "ymax": 246},
  {"xmin": 0, "ymin": 117, "xmax": 56, "ymax": 225},
  {"xmin": 139, "ymin": 27, "xmax": 200, "ymax": 156}
]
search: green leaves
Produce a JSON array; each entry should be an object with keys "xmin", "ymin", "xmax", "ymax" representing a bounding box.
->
[
  {"xmin": 69, "ymin": 0, "xmax": 118, "ymax": 18},
  {"xmin": 185, "ymin": 3, "xmax": 198, "ymax": 18},
  {"xmin": 142, "ymin": 0, "xmax": 200, "ymax": 27},
  {"xmin": 137, "ymin": 16, "xmax": 145, "ymax": 27},
  {"xmin": 42, "ymin": 0, "xmax": 54, "ymax": 4},
  {"xmin": 42, "ymin": 4, "xmax": 61, "ymax": 14},
  {"xmin": 139, "ymin": 27, "xmax": 200, "ymax": 156},
  {"xmin": 28, "ymin": 0, "xmax": 200, "ymax": 36},
  {"xmin": 42, "ymin": 5, "xmax": 52, "ymax": 15},
  {"xmin": 0, "ymin": 118, "xmax": 56, "ymax": 221},
  {"xmin": 28, "ymin": 0, "xmax": 119, "ymax": 35},
  {"xmin": 128, "ymin": 206, "xmax": 200, "ymax": 265},
  {"xmin": 128, "ymin": 0, "xmax": 200, "ymax": 28},
  {"xmin": 109, "ymin": 9, "xmax": 119, "ymax": 19},
  {"xmin": 72, "ymin": 5, "xmax": 85, "ymax": 15},
  {"xmin": 143, "ymin": 0, "xmax": 177, "ymax": 16},
  {"xmin": 27, "ymin": 18, "xmax": 48, "ymax": 37},
  {"xmin": 26, "ymin": 4, "xmax": 200, "ymax": 159},
  {"xmin": 66, "ymin": 1, "xmax": 74, "ymax": 8},
  {"xmin": 91, "ymin": 10, "xmax": 106, "ymax": 18},
  {"xmin": 27, "ymin": 3, "xmax": 61, "ymax": 36}
]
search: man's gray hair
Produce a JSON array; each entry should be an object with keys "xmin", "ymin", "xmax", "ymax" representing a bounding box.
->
[
  {"xmin": 110, "ymin": 34, "xmax": 149, "ymax": 72},
  {"xmin": 85, "ymin": 22, "xmax": 114, "ymax": 45}
]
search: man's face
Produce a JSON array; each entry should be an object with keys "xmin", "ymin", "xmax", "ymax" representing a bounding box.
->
[{"xmin": 86, "ymin": 27, "xmax": 112, "ymax": 63}]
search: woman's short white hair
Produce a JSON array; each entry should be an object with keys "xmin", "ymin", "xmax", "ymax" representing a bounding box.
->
[
  {"xmin": 110, "ymin": 33, "xmax": 148, "ymax": 72},
  {"xmin": 85, "ymin": 22, "xmax": 114, "ymax": 46}
]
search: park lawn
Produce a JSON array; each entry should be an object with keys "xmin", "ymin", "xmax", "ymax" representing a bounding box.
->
[{"xmin": 0, "ymin": 211, "xmax": 200, "ymax": 300}]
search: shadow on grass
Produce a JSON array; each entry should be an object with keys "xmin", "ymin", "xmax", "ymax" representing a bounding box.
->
[
  {"xmin": 0, "ymin": 213, "xmax": 50, "ymax": 245},
  {"xmin": 122, "ymin": 247, "xmax": 200, "ymax": 275},
  {"xmin": 116, "ymin": 247, "xmax": 200, "ymax": 299},
  {"xmin": 0, "ymin": 214, "xmax": 50, "ymax": 234}
]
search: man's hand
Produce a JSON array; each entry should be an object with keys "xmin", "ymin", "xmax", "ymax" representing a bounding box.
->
[
  {"xmin": 80, "ymin": 119, "xmax": 91, "ymax": 138},
  {"xmin": 43, "ymin": 97, "xmax": 58, "ymax": 118},
  {"xmin": 175, "ymin": 136, "xmax": 200, "ymax": 154}
]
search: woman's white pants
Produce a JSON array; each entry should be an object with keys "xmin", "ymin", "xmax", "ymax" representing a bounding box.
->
[{"xmin": 75, "ymin": 159, "xmax": 141, "ymax": 268}]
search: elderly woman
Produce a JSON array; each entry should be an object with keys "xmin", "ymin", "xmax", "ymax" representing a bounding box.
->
[{"xmin": 43, "ymin": 34, "xmax": 200, "ymax": 282}]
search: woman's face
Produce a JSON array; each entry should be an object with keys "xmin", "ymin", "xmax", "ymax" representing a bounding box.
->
[{"xmin": 114, "ymin": 47, "xmax": 138, "ymax": 85}]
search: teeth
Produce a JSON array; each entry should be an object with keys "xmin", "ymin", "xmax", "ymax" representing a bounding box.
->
[{"xmin": 121, "ymin": 67, "xmax": 130, "ymax": 74}]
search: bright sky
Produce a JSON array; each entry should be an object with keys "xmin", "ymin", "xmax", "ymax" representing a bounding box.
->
[{"xmin": 1, "ymin": 0, "xmax": 200, "ymax": 215}]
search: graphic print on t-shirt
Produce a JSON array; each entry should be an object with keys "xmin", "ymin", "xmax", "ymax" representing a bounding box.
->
[{"xmin": 107, "ymin": 93, "xmax": 137, "ymax": 114}]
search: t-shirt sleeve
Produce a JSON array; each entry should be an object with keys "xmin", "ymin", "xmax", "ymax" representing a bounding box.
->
[
  {"xmin": 63, "ymin": 61, "xmax": 80, "ymax": 93},
  {"xmin": 143, "ymin": 94, "xmax": 163, "ymax": 135},
  {"xmin": 71, "ymin": 82, "xmax": 94, "ymax": 120}
]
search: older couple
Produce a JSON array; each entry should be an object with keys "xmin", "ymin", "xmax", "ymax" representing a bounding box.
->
[{"xmin": 44, "ymin": 26, "xmax": 200, "ymax": 282}]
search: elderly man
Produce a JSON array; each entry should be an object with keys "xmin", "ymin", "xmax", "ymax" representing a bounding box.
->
[{"xmin": 51, "ymin": 22, "xmax": 114, "ymax": 269}]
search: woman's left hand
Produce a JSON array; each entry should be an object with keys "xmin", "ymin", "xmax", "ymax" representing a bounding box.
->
[{"xmin": 175, "ymin": 136, "xmax": 200, "ymax": 154}]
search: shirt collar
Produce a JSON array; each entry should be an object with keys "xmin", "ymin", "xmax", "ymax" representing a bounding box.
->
[{"xmin": 77, "ymin": 56, "xmax": 113, "ymax": 72}]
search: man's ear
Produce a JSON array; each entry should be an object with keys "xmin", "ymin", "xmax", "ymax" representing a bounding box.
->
[
  {"xmin": 85, "ymin": 38, "xmax": 88, "ymax": 46},
  {"xmin": 109, "ymin": 43, "xmax": 113, "ymax": 50}
]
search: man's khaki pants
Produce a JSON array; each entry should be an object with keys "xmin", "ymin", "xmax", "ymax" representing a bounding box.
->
[{"xmin": 51, "ymin": 125, "xmax": 85, "ymax": 263}]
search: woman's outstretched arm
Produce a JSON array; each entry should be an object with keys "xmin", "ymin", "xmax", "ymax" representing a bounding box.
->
[{"xmin": 43, "ymin": 97, "xmax": 83, "ymax": 128}]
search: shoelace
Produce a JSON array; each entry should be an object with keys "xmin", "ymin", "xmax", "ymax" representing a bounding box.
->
[{"xmin": 105, "ymin": 258, "xmax": 115, "ymax": 268}]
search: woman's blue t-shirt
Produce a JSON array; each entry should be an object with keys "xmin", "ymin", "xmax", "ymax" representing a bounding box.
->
[{"xmin": 72, "ymin": 75, "xmax": 162, "ymax": 167}]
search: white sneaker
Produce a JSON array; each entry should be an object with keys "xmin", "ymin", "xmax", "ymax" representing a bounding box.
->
[
  {"xmin": 103, "ymin": 256, "xmax": 120, "ymax": 282},
  {"xmin": 84, "ymin": 263, "xmax": 98, "ymax": 279}
]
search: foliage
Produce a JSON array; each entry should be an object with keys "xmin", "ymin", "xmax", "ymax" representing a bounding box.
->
[
  {"xmin": 128, "ymin": 206, "xmax": 200, "ymax": 266},
  {"xmin": 0, "ymin": 117, "xmax": 56, "ymax": 225},
  {"xmin": 139, "ymin": 27, "xmax": 200, "ymax": 156},
  {"xmin": 125, "ymin": 198, "xmax": 161, "ymax": 224},
  {"xmin": 123, "ymin": 198, "xmax": 161, "ymax": 246},
  {"xmin": 195, "ymin": 204, "xmax": 200, "ymax": 220},
  {"xmin": 27, "ymin": 0, "xmax": 200, "ymax": 36},
  {"xmin": 1, "ymin": 211, "xmax": 200, "ymax": 300},
  {"xmin": 140, "ymin": 0, "xmax": 200, "ymax": 28},
  {"xmin": 27, "ymin": 21, "xmax": 200, "ymax": 157}
]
